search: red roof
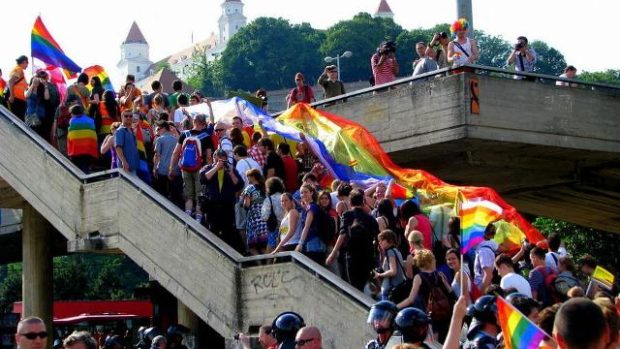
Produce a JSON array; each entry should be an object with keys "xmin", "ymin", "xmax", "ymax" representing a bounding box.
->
[
  {"xmin": 376, "ymin": 0, "xmax": 393, "ymax": 13},
  {"xmin": 124, "ymin": 21, "xmax": 148, "ymax": 45}
]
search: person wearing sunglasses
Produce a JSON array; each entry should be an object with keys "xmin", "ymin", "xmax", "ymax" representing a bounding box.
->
[
  {"xmin": 294, "ymin": 327, "xmax": 322, "ymax": 349},
  {"xmin": 15, "ymin": 316, "xmax": 47, "ymax": 349}
]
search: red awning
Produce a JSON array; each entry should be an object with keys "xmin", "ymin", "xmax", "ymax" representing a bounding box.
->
[
  {"xmin": 54, "ymin": 313, "xmax": 146, "ymax": 325},
  {"xmin": 13, "ymin": 300, "xmax": 152, "ymax": 319}
]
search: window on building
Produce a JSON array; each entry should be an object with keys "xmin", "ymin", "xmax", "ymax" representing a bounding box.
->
[{"xmin": 137, "ymin": 66, "xmax": 141, "ymax": 73}]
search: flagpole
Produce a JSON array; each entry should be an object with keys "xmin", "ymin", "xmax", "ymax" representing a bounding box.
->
[{"xmin": 457, "ymin": 189, "xmax": 465, "ymax": 298}]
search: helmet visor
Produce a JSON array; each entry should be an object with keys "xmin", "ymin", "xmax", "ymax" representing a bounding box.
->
[{"xmin": 367, "ymin": 307, "xmax": 395, "ymax": 330}]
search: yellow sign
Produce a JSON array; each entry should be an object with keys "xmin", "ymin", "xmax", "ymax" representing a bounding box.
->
[{"xmin": 592, "ymin": 265, "xmax": 615, "ymax": 290}]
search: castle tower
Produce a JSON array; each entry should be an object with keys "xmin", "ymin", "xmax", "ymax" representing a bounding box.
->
[
  {"xmin": 117, "ymin": 21, "xmax": 153, "ymax": 81},
  {"xmin": 218, "ymin": 0, "xmax": 247, "ymax": 44},
  {"xmin": 374, "ymin": 0, "xmax": 394, "ymax": 19}
]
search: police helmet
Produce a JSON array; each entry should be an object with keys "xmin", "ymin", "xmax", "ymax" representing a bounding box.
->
[
  {"xmin": 166, "ymin": 325, "xmax": 189, "ymax": 339},
  {"xmin": 505, "ymin": 293, "xmax": 528, "ymax": 303},
  {"xmin": 271, "ymin": 312, "xmax": 305, "ymax": 343},
  {"xmin": 143, "ymin": 327, "xmax": 161, "ymax": 343},
  {"xmin": 394, "ymin": 307, "xmax": 431, "ymax": 344},
  {"xmin": 105, "ymin": 335, "xmax": 123, "ymax": 349},
  {"xmin": 367, "ymin": 300, "xmax": 398, "ymax": 333},
  {"xmin": 466, "ymin": 295, "xmax": 498, "ymax": 324}
]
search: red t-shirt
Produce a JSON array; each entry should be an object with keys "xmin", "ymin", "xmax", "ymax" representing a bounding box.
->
[{"xmin": 281, "ymin": 155, "xmax": 299, "ymax": 192}]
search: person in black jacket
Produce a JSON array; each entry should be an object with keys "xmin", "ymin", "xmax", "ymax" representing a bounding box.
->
[{"xmin": 326, "ymin": 189, "xmax": 379, "ymax": 291}]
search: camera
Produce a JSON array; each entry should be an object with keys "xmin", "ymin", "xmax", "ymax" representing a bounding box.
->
[
  {"xmin": 233, "ymin": 333, "xmax": 240, "ymax": 340},
  {"xmin": 515, "ymin": 42, "xmax": 524, "ymax": 50},
  {"xmin": 370, "ymin": 267, "xmax": 384, "ymax": 277},
  {"xmin": 379, "ymin": 41, "xmax": 396, "ymax": 54}
]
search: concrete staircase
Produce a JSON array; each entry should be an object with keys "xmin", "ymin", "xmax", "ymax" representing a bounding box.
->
[{"xmin": 0, "ymin": 105, "xmax": 374, "ymax": 348}]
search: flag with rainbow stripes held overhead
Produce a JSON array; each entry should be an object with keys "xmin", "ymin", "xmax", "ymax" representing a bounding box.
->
[
  {"xmin": 497, "ymin": 296, "xmax": 548, "ymax": 349},
  {"xmin": 31, "ymin": 16, "xmax": 81, "ymax": 78},
  {"xmin": 460, "ymin": 197, "xmax": 504, "ymax": 255},
  {"xmin": 83, "ymin": 65, "xmax": 115, "ymax": 92}
]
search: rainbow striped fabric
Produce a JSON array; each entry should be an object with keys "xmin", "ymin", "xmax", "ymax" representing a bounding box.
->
[
  {"xmin": 67, "ymin": 115, "xmax": 98, "ymax": 158},
  {"xmin": 31, "ymin": 16, "xmax": 81, "ymax": 78},
  {"xmin": 135, "ymin": 121, "xmax": 151, "ymax": 184},
  {"xmin": 497, "ymin": 296, "xmax": 547, "ymax": 349},
  {"xmin": 83, "ymin": 65, "xmax": 115, "ymax": 92},
  {"xmin": 460, "ymin": 198, "xmax": 503, "ymax": 254},
  {"xmin": 188, "ymin": 98, "xmax": 543, "ymax": 247}
]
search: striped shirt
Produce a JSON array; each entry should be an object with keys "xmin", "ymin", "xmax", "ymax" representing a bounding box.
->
[
  {"xmin": 67, "ymin": 115, "xmax": 98, "ymax": 158},
  {"xmin": 371, "ymin": 53, "xmax": 397, "ymax": 86}
]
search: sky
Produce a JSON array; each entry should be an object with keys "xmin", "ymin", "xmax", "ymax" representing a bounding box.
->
[{"xmin": 2, "ymin": 0, "xmax": 618, "ymax": 85}]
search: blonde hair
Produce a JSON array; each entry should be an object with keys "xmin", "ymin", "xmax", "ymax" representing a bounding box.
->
[
  {"xmin": 413, "ymin": 249, "xmax": 435, "ymax": 270},
  {"xmin": 408, "ymin": 230, "xmax": 424, "ymax": 246}
]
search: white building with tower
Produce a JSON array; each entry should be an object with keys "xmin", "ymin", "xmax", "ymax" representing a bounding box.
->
[{"xmin": 117, "ymin": 21, "xmax": 153, "ymax": 81}]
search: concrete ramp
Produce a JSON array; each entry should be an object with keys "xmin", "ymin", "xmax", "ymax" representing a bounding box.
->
[{"xmin": 0, "ymin": 106, "xmax": 373, "ymax": 348}]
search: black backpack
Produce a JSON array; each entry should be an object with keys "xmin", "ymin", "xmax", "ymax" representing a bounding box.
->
[{"xmin": 314, "ymin": 208, "xmax": 336, "ymax": 244}]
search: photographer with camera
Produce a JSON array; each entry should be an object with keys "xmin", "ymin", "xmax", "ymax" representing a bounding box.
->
[
  {"xmin": 371, "ymin": 41, "xmax": 399, "ymax": 87},
  {"xmin": 236, "ymin": 325, "xmax": 277, "ymax": 349},
  {"xmin": 507, "ymin": 36, "xmax": 537, "ymax": 80},
  {"xmin": 426, "ymin": 32, "xmax": 450, "ymax": 69}
]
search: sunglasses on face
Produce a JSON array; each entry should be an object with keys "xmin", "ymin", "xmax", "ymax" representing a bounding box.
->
[
  {"xmin": 294, "ymin": 338, "xmax": 315, "ymax": 347},
  {"xmin": 20, "ymin": 332, "xmax": 48, "ymax": 340}
]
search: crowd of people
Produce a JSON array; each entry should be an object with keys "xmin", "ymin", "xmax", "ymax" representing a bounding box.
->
[{"xmin": 0, "ymin": 16, "xmax": 602, "ymax": 349}]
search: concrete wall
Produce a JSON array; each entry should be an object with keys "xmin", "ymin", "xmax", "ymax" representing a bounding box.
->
[
  {"xmin": 321, "ymin": 74, "xmax": 467, "ymax": 154},
  {"xmin": 469, "ymin": 75, "xmax": 620, "ymax": 152}
]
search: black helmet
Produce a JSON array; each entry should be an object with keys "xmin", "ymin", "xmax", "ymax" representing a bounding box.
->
[
  {"xmin": 505, "ymin": 293, "xmax": 528, "ymax": 303},
  {"xmin": 367, "ymin": 300, "xmax": 398, "ymax": 333},
  {"xmin": 166, "ymin": 325, "xmax": 189, "ymax": 338},
  {"xmin": 105, "ymin": 335, "xmax": 123, "ymax": 349},
  {"xmin": 143, "ymin": 327, "xmax": 161, "ymax": 343},
  {"xmin": 394, "ymin": 307, "xmax": 431, "ymax": 344},
  {"xmin": 467, "ymin": 295, "xmax": 498, "ymax": 324},
  {"xmin": 271, "ymin": 312, "xmax": 305, "ymax": 343}
]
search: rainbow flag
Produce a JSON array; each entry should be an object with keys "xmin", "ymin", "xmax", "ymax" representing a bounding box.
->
[
  {"xmin": 135, "ymin": 122, "xmax": 151, "ymax": 184},
  {"xmin": 187, "ymin": 98, "xmax": 544, "ymax": 248},
  {"xmin": 460, "ymin": 198, "xmax": 503, "ymax": 254},
  {"xmin": 83, "ymin": 65, "xmax": 114, "ymax": 92},
  {"xmin": 497, "ymin": 296, "xmax": 547, "ymax": 349},
  {"xmin": 592, "ymin": 265, "xmax": 615, "ymax": 290},
  {"xmin": 31, "ymin": 16, "xmax": 81, "ymax": 78}
]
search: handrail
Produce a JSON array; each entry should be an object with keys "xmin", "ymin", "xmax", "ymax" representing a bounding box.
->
[
  {"xmin": 0, "ymin": 105, "xmax": 375, "ymax": 311},
  {"xmin": 271, "ymin": 64, "xmax": 620, "ymax": 114}
]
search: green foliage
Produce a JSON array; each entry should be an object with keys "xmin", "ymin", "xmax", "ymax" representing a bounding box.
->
[
  {"xmin": 530, "ymin": 41, "xmax": 566, "ymax": 76},
  {"xmin": 474, "ymin": 30, "xmax": 511, "ymax": 68},
  {"xmin": 220, "ymin": 17, "xmax": 324, "ymax": 91},
  {"xmin": 152, "ymin": 61, "xmax": 171, "ymax": 73},
  {"xmin": 187, "ymin": 53, "xmax": 225, "ymax": 97},
  {"xmin": 395, "ymin": 28, "xmax": 434, "ymax": 76},
  {"xmin": 0, "ymin": 254, "xmax": 148, "ymax": 315},
  {"xmin": 533, "ymin": 217, "xmax": 620, "ymax": 276},
  {"xmin": 0, "ymin": 264, "xmax": 22, "ymax": 313},
  {"xmin": 578, "ymin": 70, "xmax": 620, "ymax": 86},
  {"xmin": 321, "ymin": 13, "xmax": 403, "ymax": 82}
]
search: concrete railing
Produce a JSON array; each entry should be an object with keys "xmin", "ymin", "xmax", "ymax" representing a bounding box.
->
[{"xmin": 0, "ymin": 105, "xmax": 374, "ymax": 348}]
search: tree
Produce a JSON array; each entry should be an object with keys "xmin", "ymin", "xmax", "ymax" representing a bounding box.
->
[
  {"xmin": 187, "ymin": 53, "xmax": 225, "ymax": 97},
  {"xmin": 578, "ymin": 70, "xmax": 620, "ymax": 86},
  {"xmin": 530, "ymin": 41, "xmax": 566, "ymax": 76},
  {"xmin": 533, "ymin": 217, "xmax": 620, "ymax": 277},
  {"xmin": 0, "ymin": 264, "xmax": 21, "ymax": 313},
  {"xmin": 395, "ymin": 28, "xmax": 434, "ymax": 76},
  {"xmin": 54, "ymin": 255, "xmax": 89, "ymax": 300},
  {"xmin": 220, "ymin": 17, "xmax": 324, "ymax": 91},
  {"xmin": 321, "ymin": 13, "xmax": 404, "ymax": 82},
  {"xmin": 474, "ymin": 30, "xmax": 512, "ymax": 68}
]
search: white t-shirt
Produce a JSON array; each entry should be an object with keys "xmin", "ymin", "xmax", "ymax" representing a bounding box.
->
[
  {"xmin": 500, "ymin": 272, "xmax": 532, "ymax": 297},
  {"xmin": 235, "ymin": 157, "xmax": 261, "ymax": 186}
]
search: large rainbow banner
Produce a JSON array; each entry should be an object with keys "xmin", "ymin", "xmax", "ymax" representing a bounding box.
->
[
  {"xmin": 31, "ymin": 16, "xmax": 82, "ymax": 78},
  {"xmin": 187, "ymin": 98, "xmax": 544, "ymax": 248}
]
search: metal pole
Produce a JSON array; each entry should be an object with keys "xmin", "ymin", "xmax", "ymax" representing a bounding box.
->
[
  {"xmin": 336, "ymin": 54, "xmax": 341, "ymax": 81},
  {"xmin": 456, "ymin": 0, "xmax": 474, "ymax": 37}
]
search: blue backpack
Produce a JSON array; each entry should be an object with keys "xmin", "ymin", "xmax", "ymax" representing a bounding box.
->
[{"xmin": 179, "ymin": 131, "xmax": 208, "ymax": 172}]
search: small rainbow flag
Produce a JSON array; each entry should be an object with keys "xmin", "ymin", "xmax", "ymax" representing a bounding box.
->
[
  {"xmin": 83, "ymin": 65, "xmax": 114, "ymax": 92},
  {"xmin": 31, "ymin": 16, "xmax": 81, "ymax": 78},
  {"xmin": 592, "ymin": 265, "xmax": 615, "ymax": 290},
  {"xmin": 460, "ymin": 198, "xmax": 503, "ymax": 254},
  {"xmin": 135, "ymin": 122, "xmax": 151, "ymax": 185},
  {"xmin": 497, "ymin": 296, "xmax": 547, "ymax": 349}
]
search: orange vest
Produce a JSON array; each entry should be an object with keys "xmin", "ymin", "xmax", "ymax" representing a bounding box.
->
[
  {"xmin": 10, "ymin": 66, "xmax": 27, "ymax": 100},
  {"xmin": 0, "ymin": 79, "xmax": 6, "ymax": 96}
]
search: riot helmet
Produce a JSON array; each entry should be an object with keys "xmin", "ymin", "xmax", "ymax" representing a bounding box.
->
[
  {"xmin": 394, "ymin": 307, "xmax": 431, "ymax": 344},
  {"xmin": 271, "ymin": 312, "xmax": 305, "ymax": 343},
  {"xmin": 367, "ymin": 300, "xmax": 398, "ymax": 334}
]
